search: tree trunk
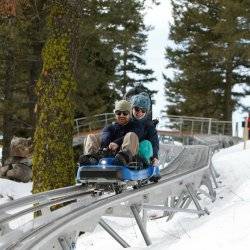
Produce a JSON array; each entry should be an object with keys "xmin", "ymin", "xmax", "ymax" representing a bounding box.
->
[
  {"xmin": 2, "ymin": 52, "xmax": 14, "ymax": 164},
  {"xmin": 224, "ymin": 66, "xmax": 233, "ymax": 122},
  {"xmin": 121, "ymin": 46, "xmax": 128, "ymax": 96},
  {"xmin": 27, "ymin": 60, "xmax": 40, "ymax": 136},
  {"xmin": 32, "ymin": 1, "xmax": 79, "ymax": 193}
]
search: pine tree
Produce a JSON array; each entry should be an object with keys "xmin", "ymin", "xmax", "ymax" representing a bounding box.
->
[
  {"xmin": 0, "ymin": 1, "xmax": 48, "ymax": 164},
  {"xmin": 211, "ymin": 0, "xmax": 250, "ymax": 120},
  {"xmin": 32, "ymin": 1, "xmax": 79, "ymax": 193},
  {"xmin": 74, "ymin": 0, "xmax": 118, "ymax": 117},
  {"xmin": 111, "ymin": 0, "xmax": 156, "ymax": 96},
  {"xmin": 0, "ymin": 22, "xmax": 15, "ymax": 163},
  {"xmin": 0, "ymin": 3, "xmax": 31, "ymax": 163},
  {"xmin": 74, "ymin": 0, "xmax": 157, "ymax": 116},
  {"xmin": 165, "ymin": 0, "xmax": 250, "ymax": 120},
  {"xmin": 20, "ymin": 0, "xmax": 48, "ymax": 132}
]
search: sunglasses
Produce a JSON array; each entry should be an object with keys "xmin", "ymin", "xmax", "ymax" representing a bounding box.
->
[
  {"xmin": 115, "ymin": 110, "xmax": 130, "ymax": 116},
  {"xmin": 134, "ymin": 107, "xmax": 146, "ymax": 113}
]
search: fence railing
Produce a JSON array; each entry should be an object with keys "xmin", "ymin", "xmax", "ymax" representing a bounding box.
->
[
  {"xmin": 74, "ymin": 113, "xmax": 234, "ymax": 137},
  {"xmin": 159, "ymin": 115, "xmax": 233, "ymax": 136},
  {"xmin": 74, "ymin": 113, "xmax": 114, "ymax": 134}
]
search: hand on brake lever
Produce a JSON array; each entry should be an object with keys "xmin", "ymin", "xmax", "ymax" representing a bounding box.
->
[{"xmin": 152, "ymin": 158, "xmax": 159, "ymax": 166}]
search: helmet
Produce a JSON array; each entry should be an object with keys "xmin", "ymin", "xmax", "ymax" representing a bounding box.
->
[{"xmin": 131, "ymin": 93, "xmax": 151, "ymax": 111}]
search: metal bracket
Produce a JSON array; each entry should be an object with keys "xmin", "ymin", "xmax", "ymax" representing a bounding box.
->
[{"xmin": 143, "ymin": 204, "xmax": 206, "ymax": 216}]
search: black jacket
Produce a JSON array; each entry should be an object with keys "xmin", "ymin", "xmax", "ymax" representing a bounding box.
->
[
  {"xmin": 133, "ymin": 117, "xmax": 159, "ymax": 159},
  {"xmin": 100, "ymin": 119, "xmax": 144, "ymax": 149}
]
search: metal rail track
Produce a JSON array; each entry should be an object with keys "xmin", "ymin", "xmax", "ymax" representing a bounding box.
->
[
  {"xmin": 0, "ymin": 185, "xmax": 85, "ymax": 213},
  {"xmin": 0, "ymin": 136, "xmax": 233, "ymax": 250},
  {"xmin": 0, "ymin": 146, "xmax": 212, "ymax": 249}
]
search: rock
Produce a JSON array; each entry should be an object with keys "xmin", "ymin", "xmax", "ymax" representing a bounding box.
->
[
  {"xmin": 9, "ymin": 137, "xmax": 33, "ymax": 158},
  {"xmin": 0, "ymin": 137, "xmax": 33, "ymax": 183},
  {"xmin": 0, "ymin": 164, "xmax": 13, "ymax": 177},
  {"xmin": 6, "ymin": 163, "xmax": 32, "ymax": 183},
  {"xmin": 19, "ymin": 156, "xmax": 32, "ymax": 167},
  {"xmin": 4, "ymin": 156, "xmax": 24, "ymax": 165}
]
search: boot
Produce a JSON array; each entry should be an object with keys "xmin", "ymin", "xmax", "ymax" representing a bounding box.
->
[
  {"xmin": 132, "ymin": 155, "xmax": 148, "ymax": 169},
  {"xmin": 97, "ymin": 148, "xmax": 115, "ymax": 158},
  {"xmin": 114, "ymin": 149, "xmax": 133, "ymax": 166},
  {"xmin": 78, "ymin": 154, "xmax": 98, "ymax": 165}
]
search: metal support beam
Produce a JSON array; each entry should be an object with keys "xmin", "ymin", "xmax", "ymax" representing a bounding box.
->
[
  {"xmin": 179, "ymin": 196, "xmax": 189, "ymax": 209},
  {"xmin": 163, "ymin": 197, "xmax": 170, "ymax": 217},
  {"xmin": 201, "ymin": 175, "xmax": 216, "ymax": 202},
  {"xmin": 209, "ymin": 164, "xmax": 219, "ymax": 188},
  {"xmin": 185, "ymin": 184, "xmax": 207, "ymax": 216},
  {"xmin": 58, "ymin": 236, "xmax": 70, "ymax": 250},
  {"xmin": 210, "ymin": 163, "xmax": 220, "ymax": 178},
  {"xmin": 143, "ymin": 204, "xmax": 205, "ymax": 215},
  {"xmin": 130, "ymin": 205, "xmax": 151, "ymax": 246},
  {"xmin": 58, "ymin": 233, "xmax": 77, "ymax": 250},
  {"xmin": 142, "ymin": 194, "xmax": 149, "ymax": 228},
  {"xmin": 40, "ymin": 196, "xmax": 51, "ymax": 216},
  {"xmin": 142, "ymin": 208, "xmax": 148, "ymax": 229},
  {"xmin": 99, "ymin": 218, "xmax": 130, "ymax": 248},
  {"xmin": 183, "ymin": 196, "xmax": 192, "ymax": 209},
  {"xmin": 167, "ymin": 192, "xmax": 185, "ymax": 221}
]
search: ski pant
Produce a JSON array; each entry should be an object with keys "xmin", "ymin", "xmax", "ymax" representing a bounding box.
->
[{"xmin": 84, "ymin": 132, "xmax": 139, "ymax": 156}]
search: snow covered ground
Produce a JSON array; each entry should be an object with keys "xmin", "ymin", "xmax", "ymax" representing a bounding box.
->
[{"xmin": 0, "ymin": 141, "xmax": 250, "ymax": 249}]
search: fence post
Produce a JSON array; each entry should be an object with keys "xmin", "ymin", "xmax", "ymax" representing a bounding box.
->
[
  {"xmin": 200, "ymin": 121, "xmax": 203, "ymax": 134},
  {"xmin": 105, "ymin": 113, "xmax": 108, "ymax": 126},
  {"xmin": 235, "ymin": 122, "xmax": 238, "ymax": 137},
  {"xmin": 179, "ymin": 118, "xmax": 183, "ymax": 136},
  {"xmin": 222, "ymin": 123, "xmax": 225, "ymax": 135},
  {"xmin": 208, "ymin": 118, "xmax": 212, "ymax": 135},
  {"xmin": 243, "ymin": 117, "xmax": 248, "ymax": 150},
  {"xmin": 191, "ymin": 120, "xmax": 194, "ymax": 135},
  {"xmin": 75, "ymin": 119, "xmax": 80, "ymax": 135}
]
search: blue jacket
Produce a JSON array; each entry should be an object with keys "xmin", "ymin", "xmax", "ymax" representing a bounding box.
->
[
  {"xmin": 100, "ymin": 119, "xmax": 144, "ymax": 149},
  {"xmin": 133, "ymin": 118, "xmax": 159, "ymax": 159}
]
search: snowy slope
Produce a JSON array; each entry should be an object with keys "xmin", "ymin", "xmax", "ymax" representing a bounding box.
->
[
  {"xmin": 76, "ymin": 141, "xmax": 250, "ymax": 250},
  {"xmin": 0, "ymin": 142, "xmax": 250, "ymax": 249}
]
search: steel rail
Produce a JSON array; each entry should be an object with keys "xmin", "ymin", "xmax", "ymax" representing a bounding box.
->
[
  {"xmin": 0, "ymin": 144, "xmax": 185, "ymax": 230},
  {"xmin": 161, "ymin": 146, "xmax": 209, "ymax": 177},
  {"xmin": 0, "ymin": 144, "xmax": 215, "ymax": 250},
  {"xmin": 0, "ymin": 185, "xmax": 85, "ymax": 213},
  {"xmin": 0, "ymin": 189, "xmax": 94, "ymax": 225},
  {"xmin": 15, "ymin": 163, "xmax": 211, "ymax": 250},
  {"xmin": 0, "ymin": 146, "xmax": 211, "ymax": 249},
  {"xmin": 1, "ymin": 194, "xmax": 117, "ymax": 250}
]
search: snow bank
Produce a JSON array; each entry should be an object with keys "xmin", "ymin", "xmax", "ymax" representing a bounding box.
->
[{"xmin": 0, "ymin": 179, "xmax": 32, "ymax": 202}]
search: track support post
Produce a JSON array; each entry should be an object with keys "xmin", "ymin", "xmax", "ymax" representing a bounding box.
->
[
  {"xmin": 209, "ymin": 163, "xmax": 220, "ymax": 188},
  {"xmin": 130, "ymin": 204, "xmax": 152, "ymax": 246},
  {"xmin": 186, "ymin": 184, "xmax": 209, "ymax": 216},
  {"xmin": 99, "ymin": 218, "xmax": 130, "ymax": 248}
]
